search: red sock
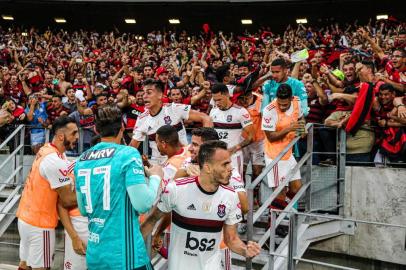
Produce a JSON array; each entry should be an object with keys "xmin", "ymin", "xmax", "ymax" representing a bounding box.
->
[
  {"xmin": 286, "ymin": 191, "xmax": 296, "ymax": 200},
  {"xmin": 270, "ymin": 198, "xmax": 288, "ymax": 210}
]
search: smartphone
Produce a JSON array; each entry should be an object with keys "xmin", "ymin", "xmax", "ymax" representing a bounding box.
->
[{"xmin": 76, "ymin": 58, "xmax": 83, "ymax": 63}]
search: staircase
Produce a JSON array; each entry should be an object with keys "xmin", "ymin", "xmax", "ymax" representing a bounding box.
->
[
  {"xmin": 238, "ymin": 124, "xmax": 356, "ymax": 270},
  {"xmin": 151, "ymin": 124, "xmax": 357, "ymax": 270},
  {"xmin": 0, "ymin": 125, "xmax": 25, "ymax": 238}
]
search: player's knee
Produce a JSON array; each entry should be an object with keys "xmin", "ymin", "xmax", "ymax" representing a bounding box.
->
[{"xmin": 289, "ymin": 180, "xmax": 302, "ymax": 193}]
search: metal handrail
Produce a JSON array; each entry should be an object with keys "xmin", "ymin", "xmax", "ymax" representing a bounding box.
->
[
  {"xmin": 247, "ymin": 123, "xmax": 313, "ymax": 225},
  {"xmin": 246, "ymin": 123, "xmax": 315, "ymax": 270},
  {"xmin": 254, "ymin": 152, "xmax": 312, "ymax": 224},
  {"xmin": 0, "ymin": 165, "xmax": 23, "ymax": 194},
  {"xmin": 271, "ymin": 209, "xmax": 406, "ymax": 229},
  {"xmin": 247, "ymin": 137, "xmax": 301, "ymax": 190},
  {"xmin": 265, "ymin": 208, "xmax": 406, "ymax": 270},
  {"xmin": 0, "ymin": 124, "xmax": 24, "ymax": 150},
  {"xmin": 0, "ymin": 186, "xmax": 21, "ymax": 213},
  {"xmin": 0, "ymin": 144, "xmax": 23, "ymax": 172},
  {"xmin": 258, "ymin": 181, "xmax": 312, "ymax": 247}
]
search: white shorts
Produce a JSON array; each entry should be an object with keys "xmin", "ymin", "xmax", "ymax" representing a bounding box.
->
[
  {"xmin": 18, "ymin": 219, "xmax": 55, "ymax": 268},
  {"xmin": 242, "ymin": 140, "xmax": 265, "ymax": 166},
  {"xmin": 64, "ymin": 216, "xmax": 89, "ymax": 270},
  {"xmin": 264, "ymin": 154, "xmax": 301, "ymax": 188},
  {"xmin": 231, "ymin": 151, "xmax": 244, "ymax": 180},
  {"xmin": 220, "ymin": 248, "xmax": 232, "ymax": 270}
]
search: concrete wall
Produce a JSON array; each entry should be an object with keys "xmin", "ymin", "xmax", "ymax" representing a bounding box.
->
[{"xmin": 311, "ymin": 166, "xmax": 406, "ymax": 265}]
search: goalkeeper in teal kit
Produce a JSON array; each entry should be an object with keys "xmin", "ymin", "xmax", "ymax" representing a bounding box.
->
[{"xmin": 74, "ymin": 106, "xmax": 162, "ymax": 270}]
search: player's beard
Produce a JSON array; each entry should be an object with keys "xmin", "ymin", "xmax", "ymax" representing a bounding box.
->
[
  {"xmin": 214, "ymin": 169, "xmax": 231, "ymax": 186},
  {"xmin": 63, "ymin": 135, "xmax": 76, "ymax": 151}
]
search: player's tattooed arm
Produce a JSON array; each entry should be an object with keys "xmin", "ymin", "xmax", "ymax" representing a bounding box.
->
[
  {"xmin": 152, "ymin": 213, "xmax": 171, "ymax": 250},
  {"xmin": 140, "ymin": 206, "xmax": 165, "ymax": 241},
  {"xmin": 223, "ymin": 224, "xmax": 261, "ymax": 258}
]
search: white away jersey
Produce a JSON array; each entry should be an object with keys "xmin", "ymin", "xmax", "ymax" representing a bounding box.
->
[
  {"xmin": 210, "ymin": 104, "xmax": 252, "ymax": 148},
  {"xmin": 39, "ymin": 152, "xmax": 72, "ymax": 189},
  {"xmin": 132, "ymin": 103, "xmax": 190, "ymax": 163},
  {"xmin": 261, "ymin": 100, "xmax": 303, "ymax": 132},
  {"xmin": 157, "ymin": 176, "xmax": 242, "ymax": 270}
]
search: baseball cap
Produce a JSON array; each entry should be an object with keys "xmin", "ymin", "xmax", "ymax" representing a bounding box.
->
[
  {"xmin": 332, "ymin": 69, "xmax": 345, "ymax": 81},
  {"xmin": 156, "ymin": 66, "xmax": 168, "ymax": 76},
  {"xmin": 75, "ymin": 90, "xmax": 85, "ymax": 101}
]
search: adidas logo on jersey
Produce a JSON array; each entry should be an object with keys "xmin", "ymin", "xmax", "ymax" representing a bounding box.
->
[{"xmin": 187, "ymin": 204, "xmax": 196, "ymax": 211}]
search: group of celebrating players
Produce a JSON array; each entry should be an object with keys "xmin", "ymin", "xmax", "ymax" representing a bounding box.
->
[{"xmin": 17, "ymin": 76, "xmax": 307, "ymax": 270}]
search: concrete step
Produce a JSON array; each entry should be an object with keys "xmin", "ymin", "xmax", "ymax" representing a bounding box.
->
[
  {"xmin": 0, "ymin": 188, "xmax": 17, "ymax": 200},
  {"xmin": 0, "ymin": 264, "xmax": 18, "ymax": 270}
]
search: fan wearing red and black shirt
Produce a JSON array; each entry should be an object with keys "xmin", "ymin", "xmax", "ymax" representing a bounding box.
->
[
  {"xmin": 300, "ymin": 73, "xmax": 330, "ymax": 164},
  {"xmin": 3, "ymin": 99, "xmax": 26, "ymax": 125},
  {"xmin": 46, "ymin": 95, "xmax": 70, "ymax": 127},
  {"xmin": 3, "ymin": 75, "xmax": 25, "ymax": 105},
  {"xmin": 168, "ymin": 88, "xmax": 191, "ymax": 105},
  {"xmin": 372, "ymin": 84, "xmax": 406, "ymax": 162},
  {"xmin": 360, "ymin": 28, "xmax": 405, "ymax": 93},
  {"xmin": 122, "ymin": 90, "xmax": 145, "ymax": 132},
  {"xmin": 156, "ymin": 66, "xmax": 191, "ymax": 102},
  {"xmin": 89, "ymin": 93, "xmax": 108, "ymax": 115},
  {"xmin": 191, "ymin": 83, "xmax": 211, "ymax": 114}
]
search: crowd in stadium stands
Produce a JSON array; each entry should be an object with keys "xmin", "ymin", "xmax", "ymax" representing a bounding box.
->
[{"xmin": 0, "ymin": 18, "xmax": 405, "ymax": 164}]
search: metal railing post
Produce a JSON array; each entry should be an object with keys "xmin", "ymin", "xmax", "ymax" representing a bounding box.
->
[
  {"xmin": 142, "ymin": 136, "xmax": 152, "ymax": 256},
  {"xmin": 13, "ymin": 126, "xmax": 19, "ymax": 184},
  {"xmin": 305, "ymin": 124, "xmax": 313, "ymax": 212},
  {"xmin": 287, "ymin": 213, "xmax": 298, "ymax": 270},
  {"xmin": 18, "ymin": 126, "xmax": 25, "ymax": 184},
  {"xmin": 143, "ymin": 137, "xmax": 149, "ymax": 156},
  {"xmin": 246, "ymin": 174, "xmax": 253, "ymax": 270},
  {"xmin": 45, "ymin": 128, "xmax": 51, "ymax": 143},
  {"xmin": 78, "ymin": 128, "xmax": 84, "ymax": 154},
  {"xmin": 338, "ymin": 129, "xmax": 346, "ymax": 216},
  {"xmin": 269, "ymin": 210, "xmax": 276, "ymax": 270}
]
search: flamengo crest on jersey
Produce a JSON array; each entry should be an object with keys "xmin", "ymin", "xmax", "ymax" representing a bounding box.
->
[
  {"xmin": 209, "ymin": 104, "xmax": 252, "ymax": 148},
  {"xmin": 133, "ymin": 103, "xmax": 190, "ymax": 161},
  {"xmin": 157, "ymin": 177, "xmax": 242, "ymax": 270}
]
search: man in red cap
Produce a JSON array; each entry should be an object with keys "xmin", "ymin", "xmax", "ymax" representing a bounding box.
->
[{"xmin": 156, "ymin": 66, "xmax": 192, "ymax": 102}]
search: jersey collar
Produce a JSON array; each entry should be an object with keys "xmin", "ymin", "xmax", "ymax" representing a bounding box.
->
[{"xmin": 196, "ymin": 177, "xmax": 218, "ymax": 195}]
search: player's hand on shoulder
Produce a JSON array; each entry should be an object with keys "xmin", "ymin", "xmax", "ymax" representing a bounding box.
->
[
  {"xmin": 245, "ymin": 241, "xmax": 261, "ymax": 258},
  {"xmin": 145, "ymin": 164, "xmax": 164, "ymax": 179}
]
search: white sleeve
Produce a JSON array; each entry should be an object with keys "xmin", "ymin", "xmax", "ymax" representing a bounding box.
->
[
  {"xmin": 225, "ymin": 193, "xmax": 243, "ymax": 225},
  {"xmin": 172, "ymin": 103, "xmax": 191, "ymax": 121},
  {"xmin": 157, "ymin": 181, "xmax": 177, "ymax": 213},
  {"xmin": 261, "ymin": 107, "xmax": 277, "ymax": 132},
  {"xmin": 239, "ymin": 107, "xmax": 253, "ymax": 128},
  {"xmin": 163, "ymin": 164, "xmax": 178, "ymax": 184},
  {"xmin": 132, "ymin": 117, "xmax": 146, "ymax": 142},
  {"xmin": 39, "ymin": 153, "xmax": 72, "ymax": 189},
  {"xmin": 230, "ymin": 169, "xmax": 246, "ymax": 193}
]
